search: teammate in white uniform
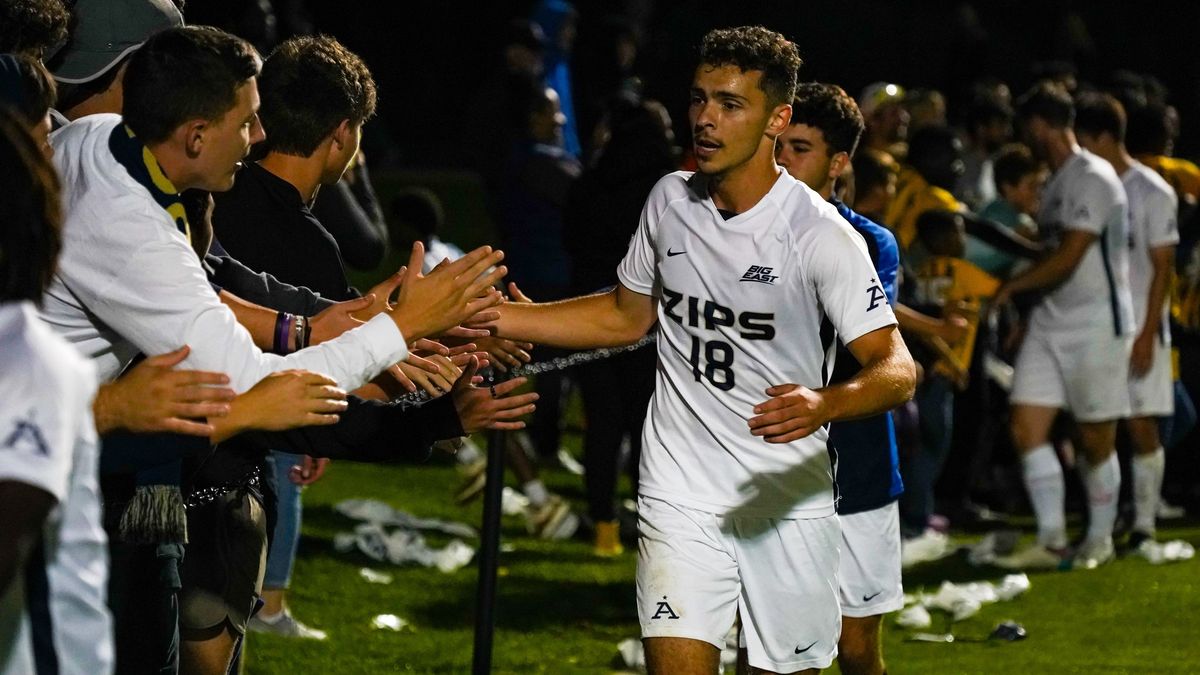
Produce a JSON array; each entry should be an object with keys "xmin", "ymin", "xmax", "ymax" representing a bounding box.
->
[
  {"xmin": 492, "ymin": 27, "xmax": 915, "ymax": 675},
  {"xmin": 0, "ymin": 108, "xmax": 111, "ymax": 675},
  {"xmin": 995, "ymin": 83, "xmax": 1135, "ymax": 570},
  {"xmin": 1075, "ymin": 93, "xmax": 1178, "ymax": 550}
]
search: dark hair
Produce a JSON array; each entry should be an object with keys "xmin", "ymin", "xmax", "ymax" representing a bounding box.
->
[
  {"xmin": 123, "ymin": 26, "xmax": 261, "ymax": 144},
  {"xmin": 0, "ymin": 107, "xmax": 61, "ymax": 302},
  {"xmin": 992, "ymin": 143, "xmax": 1039, "ymax": 192},
  {"xmin": 916, "ymin": 208, "xmax": 964, "ymax": 256},
  {"xmin": 0, "ymin": 53, "xmax": 56, "ymax": 126},
  {"xmin": 1126, "ymin": 103, "xmax": 1170, "ymax": 156},
  {"xmin": 852, "ymin": 148, "xmax": 897, "ymax": 195},
  {"xmin": 0, "ymin": 0, "xmax": 70, "ymax": 58},
  {"xmin": 1015, "ymin": 81, "xmax": 1074, "ymax": 129},
  {"xmin": 791, "ymin": 82, "xmax": 864, "ymax": 157},
  {"xmin": 392, "ymin": 187, "xmax": 443, "ymax": 239},
  {"xmin": 965, "ymin": 94, "xmax": 1013, "ymax": 132},
  {"xmin": 699, "ymin": 26, "xmax": 801, "ymax": 107},
  {"xmin": 907, "ymin": 125, "xmax": 962, "ymax": 189},
  {"xmin": 1074, "ymin": 91, "xmax": 1126, "ymax": 143},
  {"xmin": 258, "ymin": 35, "xmax": 376, "ymax": 156}
]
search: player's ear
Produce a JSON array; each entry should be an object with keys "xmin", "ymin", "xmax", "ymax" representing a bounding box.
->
[
  {"xmin": 830, "ymin": 151, "xmax": 851, "ymax": 183},
  {"xmin": 766, "ymin": 102, "xmax": 792, "ymax": 138}
]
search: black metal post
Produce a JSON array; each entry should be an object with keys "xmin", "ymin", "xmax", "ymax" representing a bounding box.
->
[{"xmin": 472, "ymin": 427, "xmax": 507, "ymax": 674}]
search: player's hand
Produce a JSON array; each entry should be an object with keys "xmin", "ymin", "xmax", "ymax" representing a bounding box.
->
[
  {"xmin": 1130, "ymin": 331, "xmax": 1156, "ymax": 378},
  {"xmin": 474, "ymin": 336, "xmax": 533, "ymax": 373},
  {"xmin": 507, "ymin": 281, "xmax": 534, "ymax": 303},
  {"xmin": 288, "ymin": 455, "xmax": 330, "ymax": 486},
  {"xmin": 451, "ymin": 357, "xmax": 539, "ymax": 433},
  {"xmin": 94, "ymin": 346, "xmax": 236, "ymax": 436},
  {"xmin": 748, "ymin": 383, "xmax": 830, "ymax": 443},
  {"xmin": 309, "ymin": 295, "xmax": 374, "ymax": 345},
  {"xmin": 387, "ymin": 242, "xmax": 506, "ymax": 342}
]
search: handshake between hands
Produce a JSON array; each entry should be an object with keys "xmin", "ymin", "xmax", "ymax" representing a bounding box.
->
[{"xmin": 95, "ymin": 242, "xmax": 539, "ymax": 467}]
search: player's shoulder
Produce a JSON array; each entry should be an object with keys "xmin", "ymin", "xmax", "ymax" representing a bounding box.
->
[
  {"xmin": 1127, "ymin": 161, "xmax": 1177, "ymax": 202},
  {"xmin": 1073, "ymin": 150, "xmax": 1124, "ymax": 192},
  {"xmin": 648, "ymin": 170, "xmax": 700, "ymax": 208},
  {"xmin": 0, "ymin": 304, "xmax": 96, "ymax": 411}
]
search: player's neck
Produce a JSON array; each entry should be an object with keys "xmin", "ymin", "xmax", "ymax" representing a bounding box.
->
[
  {"xmin": 1110, "ymin": 147, "xmax": 1134, "ymax": 176},
  {"xmin": 1046, "ymin": 130, "xmax": 1078, "ymax": 171},
  {"xmin": 707, "ymin": 148, "xmax": 781, "ymax": 214},
  {"xmin": 259, "ymin": 151, "xmax": 324, "ymax": 204}
]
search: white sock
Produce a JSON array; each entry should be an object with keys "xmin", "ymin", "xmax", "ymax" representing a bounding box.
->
[
  {"xmin": 1022, "ymin": 444, "xmax": 1067, "ymax": 549},
  {"xmin": 1083, "ymin": 452, "xmax": 1121, "ymax": 542},
  {"xmin": 523, "ymin": 479, "xmax": 549, "ymax": 507},
  {"xmin": 456, "ymin": 439, "xmax": 483, "ymax": 465},
  {"xmin": 1132, "ymin": 448, "xmax": 1165, "ymax": 536}
]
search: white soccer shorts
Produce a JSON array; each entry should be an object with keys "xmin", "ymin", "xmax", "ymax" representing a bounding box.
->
[
  {"xmin": 636, "ymin": 495, "xmax": 841, "ymax": 672},
  {"xmin": 1011, "ymin": 327, "xmax": 1132, "ymax": 422},
  {"xmin": 1129, "ymin": 339, "xmax": 1174, "ymax": 418},
  {"xmin": 838, "ymin": 501, "xmax": 904, "ymax": 618}
]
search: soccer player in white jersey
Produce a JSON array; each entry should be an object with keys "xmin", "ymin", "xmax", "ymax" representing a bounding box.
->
[
  {"xmin": 1074, "ymin": 93, "xmax": 1178, "ymax": 552},
  {"xmin": 0, "ymin": 109, "xmax": 112, "ymax": 675},
  {"xmin": 491, "ymin": 27, "xmax": 916, "ymax": 675},
  {"xmin": 993, "ymin": 83, "xmax": 1135, "ymax": 570}
]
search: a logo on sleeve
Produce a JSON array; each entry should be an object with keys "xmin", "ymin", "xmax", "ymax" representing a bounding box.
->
[
  {"xmin": 651, "ymin": 596, "xmax": 680, "ymax": 619},
  {"xmin": 866, "ymin": 279, "xmax": 887, "ymax": 310},
  {"xmin": 2, "ymin": 413, "xmax": 49, "ymax": 457},
  {"xmin": 740, "ymin": 265, "xmax": 779, "ymax": 285}
]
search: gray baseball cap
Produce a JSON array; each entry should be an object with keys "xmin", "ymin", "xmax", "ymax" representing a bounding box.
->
[{"xmin": 45, "ymin": 0, "xmax": 183, "ymax": 84}]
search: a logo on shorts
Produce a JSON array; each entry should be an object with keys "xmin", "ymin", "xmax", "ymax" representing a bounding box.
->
[
  {"xmin": 794, "ymin": 640, "xmax": 818, "ymax": 654},
  {"xmin": 651, "ymin": 596, "xmax": 679, "ymax": 620},
  {"xmin": 862, "ymin": 590, "xmax": 883, "ymax": 602}
]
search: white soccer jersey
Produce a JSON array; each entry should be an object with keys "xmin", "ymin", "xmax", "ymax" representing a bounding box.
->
[
  {"xmin": 617, "ymin": 170, "xmax": 898, "ymax": 518},
  {"xmin": 1033, "ymin": 148, "xmax": 1135, "ymax": 335},
  {"xmin": 1123, "ymin": 162, "xmax": 1179, "ymax": 341},
  {"xmin": 0, "ymin": 303, "xmax": 112, "ymax": 675}
]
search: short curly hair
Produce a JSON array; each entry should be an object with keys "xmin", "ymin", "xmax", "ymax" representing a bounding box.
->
[
  {"xmin": 699, "ymin": 26, "xmax": 801, "ymax": 107},
  {"xmin": 259, "ymin": 35, "xmax": 377, "ymax": 156},
  {"xmin": 0, "ymin": 0, "xmax": 69, "ymax": 58},
  {"xmin": 792, "ymin": 82, "xmax": 864, "ymax": 157}
]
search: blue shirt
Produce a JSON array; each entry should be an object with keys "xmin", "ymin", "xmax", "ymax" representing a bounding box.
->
[{"xmin": 828, "ymin": 199, "xmax": 904, "ymax": 514}]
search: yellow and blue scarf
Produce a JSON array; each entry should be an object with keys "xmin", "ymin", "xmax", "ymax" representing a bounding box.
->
[{"xmin": 108, "ymin": 123, "xmax": 192, "ymax": 244}]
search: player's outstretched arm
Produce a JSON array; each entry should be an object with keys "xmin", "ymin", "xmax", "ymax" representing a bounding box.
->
[
  {"xmin": 491, "ymin": 283, "xmax": 656, "ymax": 350},
  {"xmin": 994, "ymin": 229, "xmax": 1097, "ymax": 305},
  {"xmin": 749, "ymin": 325, "xmax": 916, "ymax": 443}
]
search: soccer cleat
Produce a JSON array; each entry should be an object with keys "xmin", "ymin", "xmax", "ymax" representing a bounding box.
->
[
  {"xmin": 900, "ymin": 529, "xmax": 950, "ymax": 568},
  {"xmin": 1072, "ymin": 536, "xmax": 1115, "ymax": 570},
  {"xmin": 247, "ymin": 609, "xmax": 328, "ymax": 640},
  {"xmin": 993, "ymin": 543, "xmax": 1067, "ymax": 571},
  {"xmin": 524, "ymin": 495, "xmax": 580, "ymax": 540},
  {"xmin": 593, "ymin": 520, "xmax": 624, "ymax": 557}
]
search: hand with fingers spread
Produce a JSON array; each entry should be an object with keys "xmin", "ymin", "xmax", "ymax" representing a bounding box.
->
[
  {"xmin": 355, "ymin": 267, "xmax": 406, "ymax": 320},
  {"xmin": 93, "ymin": 345, "xmax": 236, "ymax": 437},
  {"xmin": 288, "ymin": 455, "xmax": 330, "ymax": 486},
  {"xmin": 210, "ymin": 370, "xmax": 349, "ymax": 442},
  {"xmin": 451, "ymin": 356, "xmax": 539, "ymax": 433},
  {"xmin": 748, "ymin": 383, "xmax": 830, "ymax": 444},
  {"xmin": 396, "ymin": 359, "xmax": 456, "ymax": 397},
  {"xmin": 387, "ymin": 242, "xmax": 507, "ymax": 343},
  {"xmin": 309, "ymin": 294, "xmax": 375, "ymax": 345}
]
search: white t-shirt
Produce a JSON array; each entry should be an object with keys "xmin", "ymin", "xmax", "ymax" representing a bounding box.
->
[
  {"xmin": 617, "ymin": 170, "xmax": 898, "ymax": 518},
  {"xmin": 1033, "ymin": 148, "xmax": 1135, "ymax": 336},
  {"xmin": 40, "ymin": 114, "xmax": 408, "ymax": 392},
  {"xmin": 0, "ymin": 303, "xmax": 111, "ymax": 675},
  {"xmin": 1123, "ymin": 161, "xmax": 1179, "ymax": 342}
]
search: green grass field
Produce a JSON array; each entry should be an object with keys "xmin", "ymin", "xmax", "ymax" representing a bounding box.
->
[{"xmin": 244, "ymin": 442, "xmax": 1200, "ymax": 675}]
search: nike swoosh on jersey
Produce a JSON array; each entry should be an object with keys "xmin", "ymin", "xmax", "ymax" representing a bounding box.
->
[{"xmin": 666, "ymin": 248, "xmax": 686, "ymax": 257}]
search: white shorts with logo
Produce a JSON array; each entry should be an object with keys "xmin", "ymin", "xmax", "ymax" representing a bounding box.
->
[
  {"xmin": 838, "ymin": 501, "xmax": 904, "ymax": 618},
  {"xmin": 1129, "ymin": 340, "xmax": 1174, "ymax": 418},
  {"xmin": 636, "ymin": 495, "xmax": 841, "ymax": 672},
  {"xmin": 1011, "ymin": 326, "xmax": 1132, "ymax": 422}
]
